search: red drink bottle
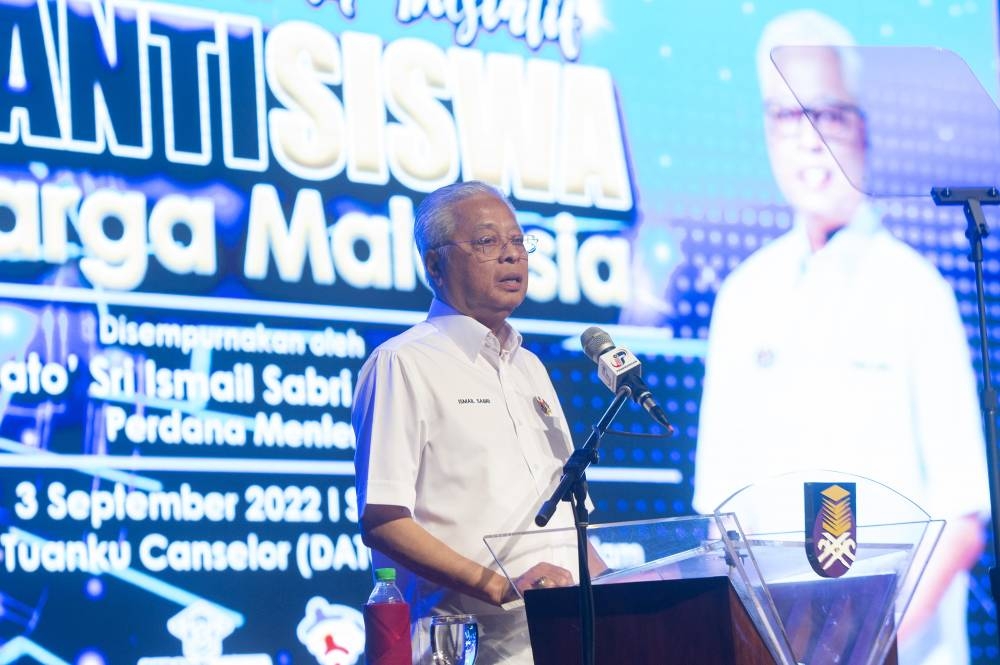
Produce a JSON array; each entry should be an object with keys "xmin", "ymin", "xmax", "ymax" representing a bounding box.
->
[{"xmin": 364, "ymin": 567, "xmax": 411, "ymax": 665}]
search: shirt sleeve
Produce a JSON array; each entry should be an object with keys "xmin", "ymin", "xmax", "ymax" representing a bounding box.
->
[
  {"xmin": 908, "ymin": 276, "xmax": 989, "ymax": 520},
  {"xmin": 692, "ymin": 278, "xmax": 747, "ymax": 514},
  {"xmin": 352, "ymin": 347, "xmax": 425, "ymax": 516}
]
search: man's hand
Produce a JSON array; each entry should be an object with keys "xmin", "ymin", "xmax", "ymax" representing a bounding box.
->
[
  {"xmin": 362, "ymin": 503, "xmax": 525, "ymax": 607},
  {"xmin": 506, "ymin": 562, "xmax": 575, "ymax": 602}
]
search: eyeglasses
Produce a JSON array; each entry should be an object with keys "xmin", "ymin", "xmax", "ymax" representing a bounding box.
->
[
  {"xmin": 764, "ymin": 103, "xmax": 865, "ymax": 142},
  {"xmin": 432, "ymin": 234, "xmax": 539, "ymax": 260}
]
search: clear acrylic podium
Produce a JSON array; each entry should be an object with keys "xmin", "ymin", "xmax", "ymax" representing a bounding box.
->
[{"xmin": 486, "ymin": 471, "xmax": 943, "ymax": 664}]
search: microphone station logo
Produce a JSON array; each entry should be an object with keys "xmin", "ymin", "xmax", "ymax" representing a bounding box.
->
[
  {"xmin": 596, "ymin": 345, "xmax": 639, "ymax": 393},
  {"xmin": 609, "ymin": 349, "xmax": 630, "ymax": 368},
  {"xmin": 605, "ymin": 347, "xmax": 638, "ymax": 372}
]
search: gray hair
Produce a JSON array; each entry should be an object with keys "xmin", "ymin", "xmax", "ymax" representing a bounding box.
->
[
  {"xmin": 756, "ymin": 10, "xmax": 861, "ymax": 100},
  {"xmin": 413, "ymin": 180, "xmax": 515, "ymax": 260}
]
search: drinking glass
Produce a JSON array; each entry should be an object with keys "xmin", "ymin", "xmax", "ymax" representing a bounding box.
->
[{"xmin": 430, "ymin": 614, "xmax": 478, "ymax": 665}]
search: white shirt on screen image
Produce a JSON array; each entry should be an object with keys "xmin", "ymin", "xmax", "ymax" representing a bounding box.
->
[
  {"xmin": 692, "ymin": 204, "xmax": 989, "ymax": 665},
  {"xmin": 353, "ymin": 298, "xmax": 579, "ymax": 665}
]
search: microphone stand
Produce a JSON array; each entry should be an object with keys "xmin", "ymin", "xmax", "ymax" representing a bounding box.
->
[
  {"xmin": 535, "ymin": 385, "xmax": 632, "ymax": 665},
  {"xmin": 931, "ymin": 186, "xmax": 1000, "ymax": 631}
]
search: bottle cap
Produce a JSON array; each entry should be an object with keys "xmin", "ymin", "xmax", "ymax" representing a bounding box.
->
[{"xmin": 375, "ymin": 567, "xmax": 397, "ymax": 582}]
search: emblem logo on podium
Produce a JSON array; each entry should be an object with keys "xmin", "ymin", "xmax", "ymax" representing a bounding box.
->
[{"xmin": 804, "ymin": 482, "xmax": 857, "ymax": 578}]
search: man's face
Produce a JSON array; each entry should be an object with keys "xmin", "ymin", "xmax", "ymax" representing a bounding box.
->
[
  {"xmin": 762, "ymin": 48, "xmax": 866, "ymax": 232},
  {"xmin": 425, "ymin": 192, "xmax": 529, "ymax": 332}
]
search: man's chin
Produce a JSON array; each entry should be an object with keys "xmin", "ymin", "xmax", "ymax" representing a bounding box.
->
[
  {"xmin": 789, "ymin": 196, "xmax": 859, "ymax": 222},
  {"xmin": 495, "ymin": 292, "xmax": 527, "ymax": 315}
]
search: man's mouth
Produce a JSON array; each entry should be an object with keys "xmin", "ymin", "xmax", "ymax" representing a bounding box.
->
[{"xmin": 798, "ymin": 167, "xmax": 831, "ymax": 188}]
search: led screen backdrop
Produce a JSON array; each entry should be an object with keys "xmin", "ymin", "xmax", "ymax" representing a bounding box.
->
[{"xmin": 0, "ymin": 1, "xmax": 997, "ymax": 664}]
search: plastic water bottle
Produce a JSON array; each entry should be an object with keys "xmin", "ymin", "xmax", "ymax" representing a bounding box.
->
[{"xmin": 364, "ymin": 567, "xmax": 411, "ymax": 665}]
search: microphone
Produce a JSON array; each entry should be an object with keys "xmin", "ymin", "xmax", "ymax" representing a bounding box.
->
[{"xmin": 580, "ymin": 326, "xmax": 675, "ymax": 434}]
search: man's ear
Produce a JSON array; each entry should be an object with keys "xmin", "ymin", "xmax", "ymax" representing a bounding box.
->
[{"xmin": 424, "ymin": 249, "xmax": 444, "ymax": 287}]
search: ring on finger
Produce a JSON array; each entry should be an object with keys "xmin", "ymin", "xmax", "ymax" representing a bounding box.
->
[{"xmin": 533, "ymin": 575, "xmax": 550, "ymax": 588}]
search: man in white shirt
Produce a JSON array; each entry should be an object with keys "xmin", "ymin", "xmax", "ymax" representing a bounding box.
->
[
  {"xmin": 692, "ymin": 11, "xmax": 989, "ymax": 665},
  {"xmin": 353, "ymin": 181, "xmax": 584, "ymax": 664}
]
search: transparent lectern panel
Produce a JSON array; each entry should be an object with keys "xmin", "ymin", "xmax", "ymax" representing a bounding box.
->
[
  {"xmin": 482, "ymin": 524, "xmax": 583, "ymax": 591},
  {"xmin": 770, "ymin": 45, "xmax": 1000, "ymax": 197},
  {"xmin": 716, "ymin": 470, "xmax": 944, "ymax": 665},
  {"xmin": 485, "ymin": 515, "xmax": 745, "ymax": 594},
  {"xmin": 487, "ymin": 473, "xmax": 940, "ymax": 664},
  {"xmin": 485, "ymin": 514, "xmax": 797, "ymax": 664}
]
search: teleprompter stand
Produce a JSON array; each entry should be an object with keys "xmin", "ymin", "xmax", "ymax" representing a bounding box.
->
[{"xmin": 931, "ymin": 186, "xmax": 1000, "ymax": 609}]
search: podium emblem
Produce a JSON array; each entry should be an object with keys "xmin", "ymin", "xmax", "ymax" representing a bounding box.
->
[{"xmin": 804, "ymin": 482, "xmax": 857, "ymax": 578}]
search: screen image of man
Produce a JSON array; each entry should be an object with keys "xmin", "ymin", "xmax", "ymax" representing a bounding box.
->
[
  {"xmin": 691, "ymin": 11, "xmax": 989, "ymax": 665},
  {"xmin": 352, "ymin": 181, "xmax": 586, "ymax": 664}
]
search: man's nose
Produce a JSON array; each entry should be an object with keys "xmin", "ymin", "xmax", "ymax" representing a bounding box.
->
[
  {"xmin": 498, "ymin": 238, "xmax": 521, "ymax": 262},
  {"xmin": 797, "ymin": 116, "xmax": 827, "ymax": 150}
]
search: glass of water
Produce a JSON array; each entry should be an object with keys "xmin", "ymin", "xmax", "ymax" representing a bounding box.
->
[{"xmin": 430, "ymin": 614, "xmax": 478, "ymax": 665}]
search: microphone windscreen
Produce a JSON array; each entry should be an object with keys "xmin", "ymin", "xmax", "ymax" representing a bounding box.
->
[{"xmin": 580, "ymin": 326, "xmax": 615, "ymax": 363}]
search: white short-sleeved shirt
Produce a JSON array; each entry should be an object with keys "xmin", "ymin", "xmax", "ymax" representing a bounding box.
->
[
  {"xmin": 353, "ymin": 299, "xmax": 579, "ymax": 664},
  {"xmin": 693, "ymin": 206, "xmax": 989, "ymax": 665}
]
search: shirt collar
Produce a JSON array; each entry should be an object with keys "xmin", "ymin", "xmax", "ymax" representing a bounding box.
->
[
  {"xmin": 426, "ymin": 298, "xmax": 523, "ymax": 362},
  {"xmin": 790, "ymin": 202, "xmax": 882, "ymax": 270}
]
